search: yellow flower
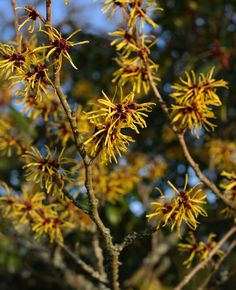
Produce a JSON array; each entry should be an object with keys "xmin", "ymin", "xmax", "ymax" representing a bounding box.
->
[
  {"xmin": 171, "ymin": 67, "xmax": 228, "ymax": 105},
  {"xmin": 171, "ymin": 95, "xmax": 217, "ymax": 136},
  {"xmin": 170, "ymin": 67, "xmax": 228, "ymax": 136},
  {"xmin": 113, "ymin": 55, "xmax": 159, "ymax": 94},
  {"xmin": 102, "ymin": 0, "xmax": 130, "ymax": 16},
  {"xmin": 147, "ymin": 175, "xmax": 207, "ymax": 236},
  {"xmin": 85, "ymin": 88, "xmax": 154, "ymax": 162},
  {"xmin": 179, "ymin": 232, "xmax": 223, "ymax": 268},
  {"xmin": 32, "ymin": 206, "xmax": 74, "ymax": 243},
  {"xmin": 128, "ymin": 0, "xmax": 162, "ymax": 29},
  {"xmin": 34, "ymin": 26, "xmax": 89, "ymax": 70},
  {"xmin": 17, "ymin": 6, "xmax": 42, "ymax": 33},
  {"xmin": 23, "ymin": 146, "xmax": 72, "ymax": 194},
  {"xmin": 13, "ymin": 190, "xmax": 45, "ymax": 224},
  {"xmin": 11, "ymin": 55, "xmax": 53, "ymax": 101},
  {"xmin": 85, "ymin": 122, "xmax": 134, "ymax": 163},
  {"xmin": 0, "ymin": 43, "xmax": 26, "ymax": 79},
  {"xmin": 87, "ymin": 89, "xmax": 155, "ymax": 133}
]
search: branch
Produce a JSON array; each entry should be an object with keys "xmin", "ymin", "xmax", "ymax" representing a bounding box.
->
[
  {"xmin": 11, "ymin": 0, "xmax": 19, "ymax": 42},
  {"xmin": 176, "ymin": 133, "xmax": 233, "ymax": 207},
  {"xmin": 53, "ymin": 73, "xmax": 88, "ymax": 162},
  {"xmin": 62, "ymin": 188, "xmax": 91, "ymax": 216},
  {"xmin": 119, "ymin": 227, "xmax": 157, "ymax": 251},
  {"xmin": 174, "ymin": 226, "xmax": 236, "ymax": 290},
  {"xmin": 93, "ymin": 234, "xmax": 107, "ymax": 279},
  {"xmin": 59, "ymin": 243, "xmax": 109, "ymax": 286},
  {"xmin": 46, "ymin": 0, "xmax": 52, "ymax": 25},
  {"xmin": 85, "ymin": 164, "xmax": 120, "ymax": 290},
  {"xmin": 146, "ymin": 62, "xmax": 233, "ymax": 208}
]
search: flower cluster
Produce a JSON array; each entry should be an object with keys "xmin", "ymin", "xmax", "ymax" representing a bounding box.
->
[
  {"xmin": 220, "ymin": 171, "xmax": 236, "ymax": 219},
  {"xmin": 146, "ymin": 175, "xmax": 207, "ymax": 236},
  {"xmin": 23, "ymin": 146, "xmax": 72, "ymax": 195},
  {"xmin": 0, "ymin": 182, "xmax": 78, "ymax": 243},
  {"xmin": 178, "ymin": 232, "xmax": 223, "ymax": 268},
  {"xmin": 170, "ymin": 68, "xmax": 228, "ymax": 137},
  {"xmin": 84, "ymin": 89, "xmax": 155, "ymax": 162},
  {"xmin": 103, "ymin": 0, "xmax": 161, "ymax": 93}
]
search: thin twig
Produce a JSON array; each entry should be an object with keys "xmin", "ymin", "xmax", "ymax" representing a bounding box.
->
[
  {"xmin": 59, "ymin": 243, "xmax": 109, "ymax": 286},
  {"xmin": 119, "ymin": 227, "xmax": 157, "ymax": 251},
  {"xmin": 46, "ymin": 0, "xmax": 52, "ymax": 25},
  {"xmin": 62, "ymin": 188, "xmax": 91, "ymax": 216},
  {"xmin": 174, "ymin": 226, "xmax": 236, "ymax": 290},
  {"xmin": 11, "ymin": 0, "xmax": 19, "ymax": 42},
  {"xmin": 93, "ymin": 234, "xmax": 107, "ymax": 279}
]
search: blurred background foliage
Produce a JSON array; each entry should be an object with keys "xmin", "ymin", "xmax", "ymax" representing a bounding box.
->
[{"xmin": 0, "ymin": 0, "xmax": 236, "ymax": 289}]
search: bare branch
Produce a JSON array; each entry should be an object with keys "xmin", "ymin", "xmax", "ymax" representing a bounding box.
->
[
  {"xmin": 11, "ymin": 0, "xmax": 19, "ymax": 42},
  {"xmin": 59, "ymin": 243, "xmax": 109, "ymax": 286},
  {"xmin": 93, "ymin": 234, "xmax": 107, "ymax": 279}
]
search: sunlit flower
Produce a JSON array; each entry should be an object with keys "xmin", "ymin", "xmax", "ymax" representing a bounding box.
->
[
  {"xmin": 17, "ymin": 6, "xmax": 42, "ymax": 33},
  {"xmin": 170, "ymin": 68, "xmax": 228, "ymax": 137},
  {"xmin": 128, "ymin": 0, "xmax": 162, "ymax": 29},
  {"xmin": 34, "ymin": 26, "xmax": 89, "ymax": 70},
  {"xmin": 0, "ymin": 43, "xmax": 27, "ymax": 79},
  {"xmin": 87, "ymin": 89, "xmax": 155, "ymax": 133},
  {"xmin": 171, "ymin": 95, "xmax": 217, "ymax": 136},
  {"xmin": 102, "ymin": 0, "xmax": 130, "ymax": 16},
  {"xmin": 147, "ymin": 175, "xmax": 207, "ymax": 236},
  {"xmin": 85, "ymin": 122, "xmax": 134, "ymax": 163},
  {"xmin": 85, "ymin": 88, "xmax": 154, "ymax": 162},
  {"xmin": 11, "ymin": 55, "xmax": 53, "ymax": 101},
  {"xmin": 171, "ymin": 68, "xmax": 228, "ymax": 105}
]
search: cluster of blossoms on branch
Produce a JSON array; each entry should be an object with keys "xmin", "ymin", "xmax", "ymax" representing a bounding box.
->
[
  {"xmin": 170, "ymin": 68, "xmax": 228, "ymax": 137},
  {"xmin": 178, "ymin": 232, "xmax": 223, "ymax": 268},
  {"xmin": 0, "ymin": 182, "xmax": 92, "ymax": 243},
  {"xmin": 147, "ymin": 175, "xmax": 207, "ymax": 236}
]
